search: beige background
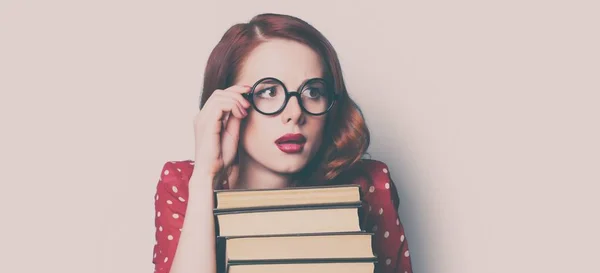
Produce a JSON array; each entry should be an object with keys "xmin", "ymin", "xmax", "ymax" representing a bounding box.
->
[{"xmin": 1, "ymin": 0, "xmax": 599, "ymax": 272}]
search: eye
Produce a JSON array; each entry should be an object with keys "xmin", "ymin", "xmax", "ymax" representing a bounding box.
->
[
  {"xmin": 302, "ymin": 87, "xmax": 324, "ymax": 99},
  {"xmin": 254, "ymin": 86, "xmax": 278, "ymax": 98}
]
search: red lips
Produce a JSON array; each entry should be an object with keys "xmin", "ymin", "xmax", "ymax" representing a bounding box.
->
[
  {"xmin": 275, "ymin": 133, "xmax": 306, "ymax": 153},
  {"xmin": 275, "ymin": 133, "xmax": 307, "ymax": 144}
]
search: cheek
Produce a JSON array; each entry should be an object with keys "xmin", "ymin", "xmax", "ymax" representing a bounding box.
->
[
  {"xmin": 307, "ymin": 118, "xmax": 327, "ymax": 144},
  {"xmin": 240, "ymin": 114, "xmax": 275, "ymax": 147}
]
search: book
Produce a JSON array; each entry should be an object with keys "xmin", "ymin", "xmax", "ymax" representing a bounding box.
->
[
  {"xmin": 213, "ymin": 184, "xmax": 375, "ymax": 273},
  {"xmin": 213, "ymin": 184, "xmax": 362, "ymax": 211},
  {"xmin": 214, "ymin": 184, "xmax": 364, "ymax": 237},
  {"xmin": 218, "ymin": 231, "xmax": 376, "ymax": 262},
  {"xmin": 214, "ymin": 202, "xmax": 362, "ymax": 237},
  {"xmin": 226, "ymin": 259, "xmax": 376, "ymax": 273}
]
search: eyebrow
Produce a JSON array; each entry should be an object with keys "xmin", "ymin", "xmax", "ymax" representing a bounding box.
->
[
  {"xmin": 256, "ymin": 78, "xmax": 322, "ymax": 88},
  {"xmin": 258, "ymin": 79, "xmax": 280, "ymax": 85}
]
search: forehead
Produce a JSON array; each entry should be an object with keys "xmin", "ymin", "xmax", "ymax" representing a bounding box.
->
[{"xmin": 236, "ymin": 38, "xmax": 324, "ymax": 88}]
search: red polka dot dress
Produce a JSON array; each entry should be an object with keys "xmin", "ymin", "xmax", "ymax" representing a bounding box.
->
[{"xmin": 152, "ymin": 159, "xmax": 414, "ymax": 273}]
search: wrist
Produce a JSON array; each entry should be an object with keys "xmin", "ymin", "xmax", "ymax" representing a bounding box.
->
[{"xmin": 189, "ymin": 168, "xmax": 215, "ymax": 192}]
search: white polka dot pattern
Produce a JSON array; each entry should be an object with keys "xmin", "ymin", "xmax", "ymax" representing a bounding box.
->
[
  {"xmin": 153, "ymin": 161, "xmax": 191, "ymax": 273},
  {"xmin": 358, "ymin": 162, "xmax": 414, "ymax": 273}
]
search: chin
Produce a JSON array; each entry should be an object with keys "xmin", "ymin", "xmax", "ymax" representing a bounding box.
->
[
  {"xmin": 271, "ymin": 145, "xmax": 322, "ymax": 175},
  {"xmin": 271, "ymin": 158, "xmax": 309, "ymax": 174}
]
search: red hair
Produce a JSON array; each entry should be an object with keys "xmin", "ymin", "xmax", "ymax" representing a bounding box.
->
[{"xmin": 200, "ymin": 13, "xmax": 371, "ymax": 186}]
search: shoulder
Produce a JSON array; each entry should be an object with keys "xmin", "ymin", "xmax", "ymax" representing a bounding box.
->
[
  {"xmin": 342, "ymin": 158, "xmax": 394, "ymax": 189},
  {"xmin": 355, "ymin": 158, "xmax": 393, "ymax": 179},
  {"xmin": 342, "ymin": 158, "xmax": 400, "ymax": 209},
  {"xmin": 155, "ymin": 160, "xmax": 195, "ymax": 190}
]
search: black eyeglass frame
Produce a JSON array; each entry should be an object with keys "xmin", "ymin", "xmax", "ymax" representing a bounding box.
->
[{"xmin": 242, "ymin": 77, "xmax": 339, "ymax": 116}]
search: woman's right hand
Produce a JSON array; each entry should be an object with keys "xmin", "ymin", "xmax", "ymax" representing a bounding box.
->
[{"xmin": 191, "ymin": 85, "xmax": 251, "ymax": 182}]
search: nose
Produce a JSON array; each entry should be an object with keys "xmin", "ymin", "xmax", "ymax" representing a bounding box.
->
[{"xmin": 281, "ymin": 95, "xmax": 304, "ymax": 124}]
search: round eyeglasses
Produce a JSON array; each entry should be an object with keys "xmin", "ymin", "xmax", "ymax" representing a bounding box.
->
[{"xmin": 242, "ymin": 77, "xmax": 338, "ymax": 116}]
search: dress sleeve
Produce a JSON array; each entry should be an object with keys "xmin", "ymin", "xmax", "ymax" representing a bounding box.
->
[
  {"xmin": 361, "ymin": 162, "xmax": 414, "ymax": 273},
  {"xmin": 152, "ymin": 161, "xmax": 190, "ymax": 273}
]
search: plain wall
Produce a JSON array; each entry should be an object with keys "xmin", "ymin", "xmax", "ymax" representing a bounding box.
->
[{"xmin": 1, "ymin": 0, "xmax": 598, "ymax": 272}]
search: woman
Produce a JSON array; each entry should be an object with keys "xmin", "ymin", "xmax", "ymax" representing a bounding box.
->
[{"xmin": 152, "ymin": 13, "xmax": 413, "ymax": 273}]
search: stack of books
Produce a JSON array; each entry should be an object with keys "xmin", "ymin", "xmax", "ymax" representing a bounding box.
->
[{"xmin": 213, "ymin": 184, "xmax": 377, "ymax": 273}]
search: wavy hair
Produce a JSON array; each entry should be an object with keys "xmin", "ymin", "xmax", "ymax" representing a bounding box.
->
[{"xmin": 200, "ymin": 13, "xmax": 370, "ymax": 187}]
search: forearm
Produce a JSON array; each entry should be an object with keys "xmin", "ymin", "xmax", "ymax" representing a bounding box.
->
[{"xmin": 169, "ymin": 173, "xmax": 216, "ymax": 273}]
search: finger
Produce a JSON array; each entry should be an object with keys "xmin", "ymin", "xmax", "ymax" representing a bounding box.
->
[
  {"xmin": 208, "ymin": 100, "xmax": 246, "ymax": 127},
  {"xmin": 202, "ymin": 87, "xmax": 244, "ymax": 110},
  {"xmin": 209, "ymin": 91, "xmax": 246, "ymax": 110},
  {"xmin": 222, "ymin": 109, "xmax": 242, "ymax": 145},
  {"xmin": 213, "ymin": 98, "xmax": 246, "ymax": 119},
  {"xmin": 220, "ymin": 103, "xmax": 247, "ymax": 130},
  {"xmin": 217, "ymin": 90, "xmax": 251, "ymax": 108},
  {"xmin": 215, "ymin": 86, "xmax": 252, "ymax": 108},
  {"xmin": 221, "ymin": 109, "xmax": 242, "ymax": 162},
  {"xmin": 223, "ymin": 85, "xmax": 252, "ymax": 94}
]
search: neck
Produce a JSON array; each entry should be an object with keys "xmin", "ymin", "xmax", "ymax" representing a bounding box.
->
[{"xmin": 230, "ymin": 153, "xmax": 293, "ymax": 190}]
